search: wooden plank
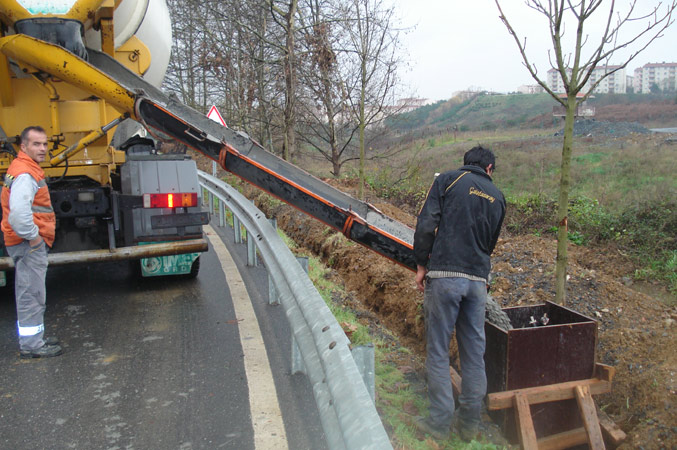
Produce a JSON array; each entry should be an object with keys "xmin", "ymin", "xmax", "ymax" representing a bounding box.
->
[
  {"xmin": 537, "ymin": 427, "xmax": 588, "ymax": 450},
  {"xmin": 514, "ymin": 393, "xmax": 538, "ymax": 450},
  {"xmin": 575, "ymin": 385, "xmax": 606, "ymax": 449},
  {"xmin": 594, "ymin": 363, "xmax": 615, "ymax": 382},
  {"xmin": 598, "ymin": 409, "xmax": 627, "ymax": 447},
  {"xmin": 488, "ymin": 378, "xmax": 611, "ymax": 411},
  {"xmin": 449, "ymin": 366, "xmax": 462, "ymax": 398}
]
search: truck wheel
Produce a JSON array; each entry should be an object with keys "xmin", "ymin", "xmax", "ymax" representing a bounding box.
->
[
  {"xmin": 187, "ymin": 256, "xmax": 200, "ymax": 279},
  {"xmin": 129, "ymin": 259, "xmax": 142, "ymax": 279}
]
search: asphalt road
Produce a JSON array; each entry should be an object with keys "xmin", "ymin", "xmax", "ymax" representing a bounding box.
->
[{"xmin": 0, "ymin": 222, "xmax": 326, "ymax": 449}]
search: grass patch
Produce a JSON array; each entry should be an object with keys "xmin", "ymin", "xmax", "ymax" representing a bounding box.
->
[
  {"xmin": 375, "ymin": 343, "xmax": 500, "ymax": 449},
  {"xmin": 306, "ymin": 253, "xmax": 371, "ymax": 346}
]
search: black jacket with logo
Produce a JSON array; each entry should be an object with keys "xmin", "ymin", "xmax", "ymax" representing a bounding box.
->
[{"xmin": 413, "ymin": 165, "xmax": 506, "ymax": 280}]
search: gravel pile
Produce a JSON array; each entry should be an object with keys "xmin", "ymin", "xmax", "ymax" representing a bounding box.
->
[{"xmin": 555, "ymin": 119, "xmax": 651, "ymax": 137}]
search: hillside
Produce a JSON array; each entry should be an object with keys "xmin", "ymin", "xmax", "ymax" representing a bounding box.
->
[{"xmin": 386, "ymin": 92, "xmax": 677, "ymax": 133}]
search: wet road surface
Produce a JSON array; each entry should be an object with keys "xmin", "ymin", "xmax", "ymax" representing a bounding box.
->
[{"xmin": 0, "ymin": 222, "xmax": 326, "ymax": 449}]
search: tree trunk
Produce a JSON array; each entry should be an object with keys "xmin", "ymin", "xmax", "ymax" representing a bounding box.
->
[
  {"xmin": 554, "ymin": 95, "xmax": 576, "ymax": 305},
  {"xmin": 283, "ymin": 0, "xmax": 298, "ymax": 161},
  {"xmin": 358, "ymin": 55, "xmax": 366, "ymax": 199}
]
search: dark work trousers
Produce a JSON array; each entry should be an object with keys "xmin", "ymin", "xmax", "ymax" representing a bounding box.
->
[
  {"xmin": 7, "ymin": 240, "xmax": 48, "ymax": 351},
  {"xmin": 424, "ymin": 277, "xmax": 487, "ymax": 429}
]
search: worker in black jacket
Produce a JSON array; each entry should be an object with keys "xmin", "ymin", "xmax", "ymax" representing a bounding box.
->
[{"xmin": 413, "ymin": 145, "xmax": 505, "ymax": 441}]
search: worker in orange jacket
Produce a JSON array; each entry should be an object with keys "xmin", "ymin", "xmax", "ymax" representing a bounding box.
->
[{"xmin": 1, "ymin": 126, "xmax": 60, "ymax": 358}]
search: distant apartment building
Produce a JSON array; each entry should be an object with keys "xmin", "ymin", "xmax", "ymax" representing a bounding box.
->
[
  {"xmin": 633, "ymin": 62, "xmax": 677, "ymax": 93},
  {"xmin": 547, "ymin": 69, "xmax": 567, "ymax": 93},
  {"xmin": 633, "ymin": 67, "xmax": 643, "ymax": 92},
  {"xmin": 547, "ymin": 65, "xmax": 627, "ymax": 93},
  {"xmin": 394, "ymin": 97, "xmax": 431, "ymax": 114}
]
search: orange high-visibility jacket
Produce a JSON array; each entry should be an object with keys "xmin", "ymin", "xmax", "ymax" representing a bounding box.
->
[{"xmin": 1, "ymin": 151, "xmax": 56, "ymax": 247}]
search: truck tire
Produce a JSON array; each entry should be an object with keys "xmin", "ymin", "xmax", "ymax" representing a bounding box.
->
[{"xmin": 186, "ymin": 255, "xmax": 200, "ymax": 279}]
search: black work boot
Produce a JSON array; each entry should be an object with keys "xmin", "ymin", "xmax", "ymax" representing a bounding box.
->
[
  {"xmin": 20, "ymin": 344, "xmax": 63, "ymax": 359},
  {"xmin": 44, "ymin": 336, "xmax": 60, "ymax": 345},
  {"xmin": 453, "ymin": 412, "xmax": 480, "ymax": 442},
  {"xmin": 414, "ymin": 415, "xmax": 449, "ymax": 440},
  {"xmin": 455, "ymin": 420, "xmax": 479, "ymax": 442}
]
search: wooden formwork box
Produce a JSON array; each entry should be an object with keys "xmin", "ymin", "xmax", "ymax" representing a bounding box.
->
[{"xmin": 450, "ymin": 302, "xmax": 626, "ymax": 449}]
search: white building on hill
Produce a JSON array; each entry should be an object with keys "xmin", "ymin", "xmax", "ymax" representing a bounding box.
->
[
  {"xmin": 633, "ymin": 62, "xmax": 677, "ymax": 93},
  {"xmin": 547, "ymin": 65, "xmax": 627, "ymax": 94}
]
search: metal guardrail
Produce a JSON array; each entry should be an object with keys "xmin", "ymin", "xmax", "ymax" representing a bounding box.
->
[{"xmin": 197, "ymin": 171, "xmax": 392, "ymax": 450}]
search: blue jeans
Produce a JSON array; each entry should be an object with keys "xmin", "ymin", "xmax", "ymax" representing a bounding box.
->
[{"xmin": 424, "ymin": 277, "xmax": 487, "ymax": 429}]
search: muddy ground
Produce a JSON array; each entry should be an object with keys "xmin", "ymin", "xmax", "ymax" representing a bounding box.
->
[{"xmin": 194, "ymin": 156, "xmax": 675, "ymax": 448}]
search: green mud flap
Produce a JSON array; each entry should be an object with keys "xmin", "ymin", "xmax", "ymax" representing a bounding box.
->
[{"xmin": 138, "ymin": 242, "xmax": 199, "ymax": 277}]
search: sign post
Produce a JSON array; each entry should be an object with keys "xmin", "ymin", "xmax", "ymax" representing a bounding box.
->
[{"xmin": 206, "ymin": 105, "xmax": 227, "ymax": 175}]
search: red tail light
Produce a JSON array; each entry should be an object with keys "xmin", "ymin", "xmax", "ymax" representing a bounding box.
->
[{"xmin": 143, "ymin": 193, "xmax": 198, "ymax": 208}]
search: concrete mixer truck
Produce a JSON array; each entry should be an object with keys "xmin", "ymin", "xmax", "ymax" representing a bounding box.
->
[{"xmin": 0, "ymin": 0, "xmax": 208, "ymax": 282}]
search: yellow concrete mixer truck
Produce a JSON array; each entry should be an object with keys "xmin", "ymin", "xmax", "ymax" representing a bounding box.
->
[
  {"xmin": 0, "ymin": 0, "xmax": 209, "ymax": 283},
  {"xmin": 0, "ymin": 0, "xmax": 430, "ymax": 296}
]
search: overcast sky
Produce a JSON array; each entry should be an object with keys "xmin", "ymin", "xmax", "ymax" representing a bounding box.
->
[{"xmin": 390, "ymin": 0, "xmax": 677, "ymax": 101}]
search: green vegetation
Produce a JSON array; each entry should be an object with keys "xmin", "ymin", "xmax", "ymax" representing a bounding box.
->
[
  {"xmin": 385, "ymin": 92, "xmax": 677, "ymax": 134},
  {"xmin": 356, "ymin": 127, "xmax": 676, "ymax": 296},
  {"xmin": 387, "ymin": 93, "xmax": 557, "ymax": 132},
  {"xmin": 375, "ymin": 346, "xmax": 500, "ymax": 448}
]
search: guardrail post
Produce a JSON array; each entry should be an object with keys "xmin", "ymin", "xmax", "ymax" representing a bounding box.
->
[
  {"xmin": 209, "ymin": 191, "xmax": 214, "ymax": 214},
  {"xmin": 296, "ymin": 256, "xmax": 309, "ymax": 272},
  {"xmin": 212, "ymin": 160, "xmax": 217, "ymax": 177},
  {"xmin": 247, "ymin": 232, "xmax": 257, "ymax": 266},
  {"xmin": 268, "ymin": 218, "xmax": 279, "ymax": 305},
  {"xmin": 351, "ymin": 344, "xmax": 376, "ymax": 403},
  {"xmin": 219, "ymin": 200, "xmax": 225, "ymax": 228},
  {"xmin": 233, "ymin": 216, "xmax": 242, "ymax": 243},
  {"xmin": 291, "ymin": 256, "xmax": 309, "ymax": 375}
]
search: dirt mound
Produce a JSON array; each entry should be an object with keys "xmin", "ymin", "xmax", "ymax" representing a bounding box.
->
[{"xmin": 241, "ymin": 180, "xmax": 676, "ymax": 448}]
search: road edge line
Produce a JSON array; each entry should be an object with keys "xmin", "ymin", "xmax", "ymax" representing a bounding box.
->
[{"xmin": 205, "ymin": 224, "xmax": 289, "ymax": 450}]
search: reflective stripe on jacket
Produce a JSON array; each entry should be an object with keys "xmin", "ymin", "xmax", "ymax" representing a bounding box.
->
[{"xmin": 1, "ymin": 151, "xmax": 56, "ymax": 247}]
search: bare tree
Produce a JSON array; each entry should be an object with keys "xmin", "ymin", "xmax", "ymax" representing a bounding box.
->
[
  {"xmin": 295, "ymin": 0, "xmax": 356, "ymax": 176},
  {"xmin": 266, "ymin": 0, "xmax": 300, "ymax": 161},
  {"xmin": 342, "ymin": 0, "xmax": 401, "ymax": 198},
  {"xmin": 165, "ymin": 0, "xmax": 283, "ymax": 151},
  {"xmin": 495, "ymin": 0, "xmax": 676, "ymax": 304},
  {"xmin": 165, "ymin": 0, "xmax": 216, "ymax": 111}
]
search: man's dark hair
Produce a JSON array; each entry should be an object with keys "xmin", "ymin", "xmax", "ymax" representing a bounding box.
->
[
  {"xmin": 20, "ymin": 126, "xmax": 47, "ymax": 145},
  {"xmin": 464, "ymin": 145, "xmax": 496, "ymax": 171}
]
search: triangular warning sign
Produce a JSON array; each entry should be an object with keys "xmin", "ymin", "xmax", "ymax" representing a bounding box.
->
[{"xmin": 207, "ymin": 105, "xmax": 227, "ymax": 127}]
